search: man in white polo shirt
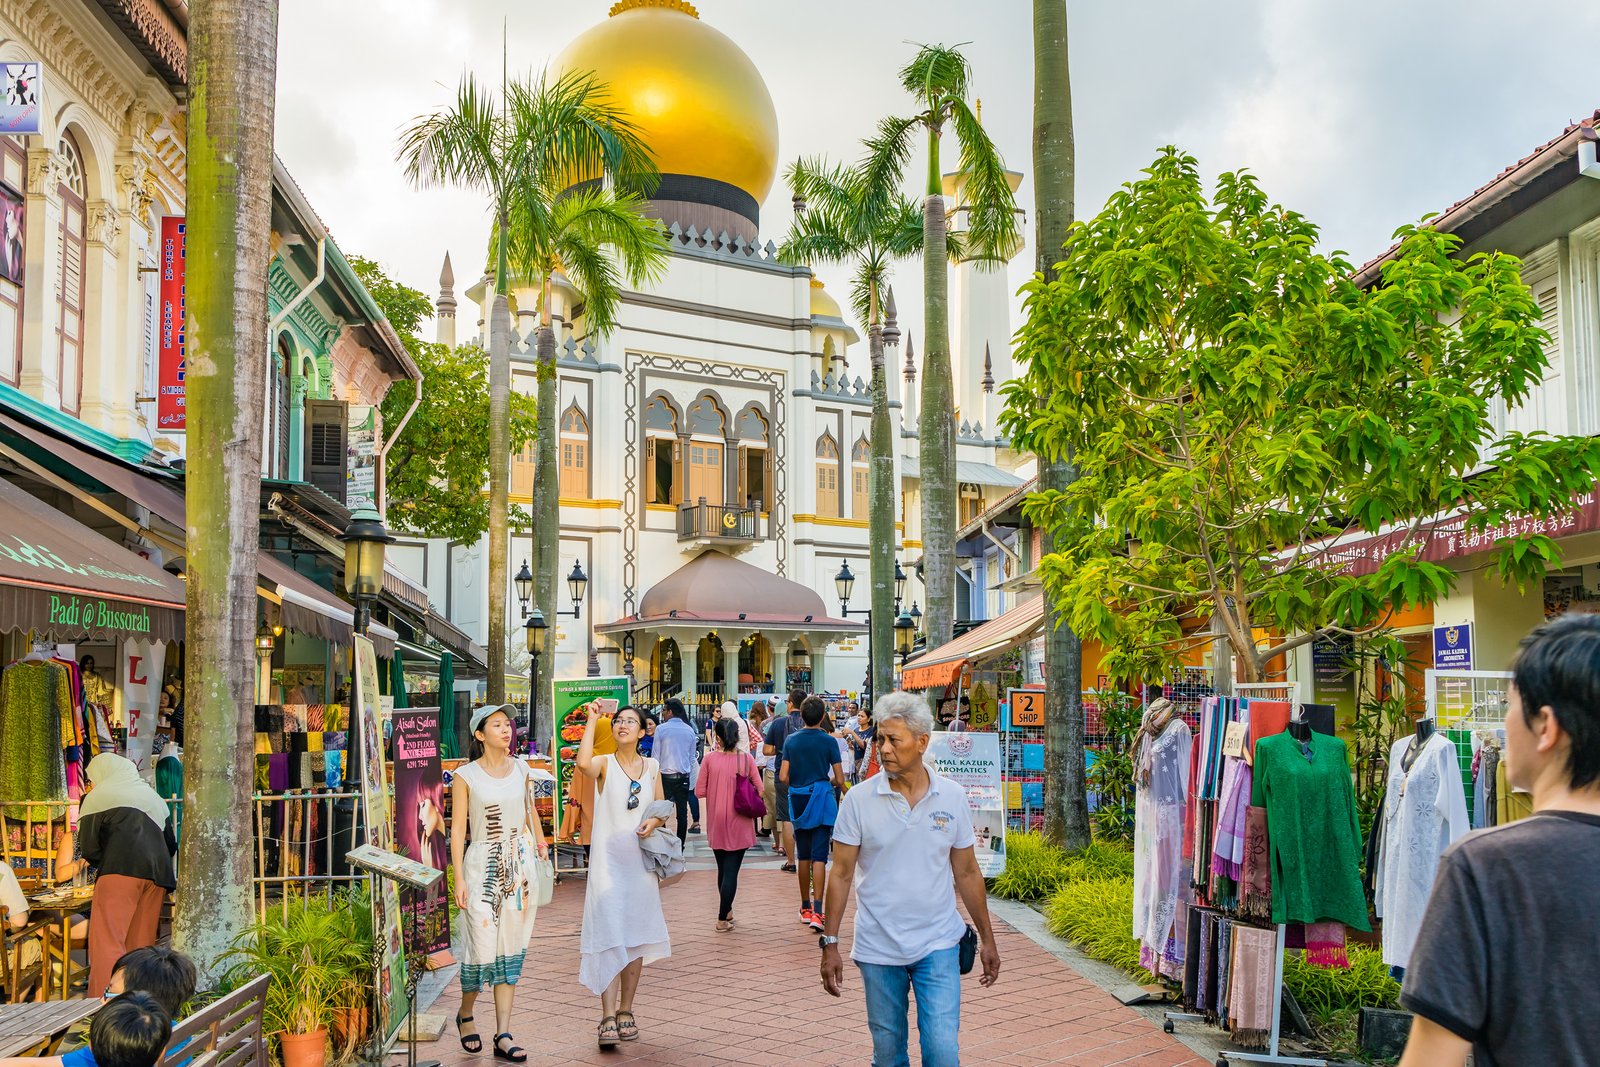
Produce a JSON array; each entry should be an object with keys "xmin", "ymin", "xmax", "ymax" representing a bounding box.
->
[{"xmin": 819, "ymin": 691, "xmax": 1000, "ymax": 1067}]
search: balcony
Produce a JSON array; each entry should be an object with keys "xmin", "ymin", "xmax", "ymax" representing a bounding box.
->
[{"xmin": 678, "ymin": 499, "xmax": 763, "ymax": 548}]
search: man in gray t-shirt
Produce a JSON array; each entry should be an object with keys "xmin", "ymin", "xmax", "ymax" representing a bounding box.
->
[{"xmin": 1399, "ymin": 615, "xmax": 1600, "ymax": 1066}]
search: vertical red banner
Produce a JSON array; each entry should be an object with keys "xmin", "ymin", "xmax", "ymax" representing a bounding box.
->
[{"xmin": 156, "ymin": 216, "xmax": 186, "ymax": 430}]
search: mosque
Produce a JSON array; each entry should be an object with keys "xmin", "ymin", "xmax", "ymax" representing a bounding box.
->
[{"xmin": 403, "ymin": 0, "xmax": 1033, "ymax": 706}]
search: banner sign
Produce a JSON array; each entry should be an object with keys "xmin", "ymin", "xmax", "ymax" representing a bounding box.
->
[
  {"xmin": 552, "ymin": 676, "xmax": 630, "ymax": 831},
  {"xmin": 391, "ymin": 708, "xmax": 450, "ymax": 957},
  {"xmin": 347, "ymin": 405, "xmax": 377, "ymax": 511},
  {"xmin": 1433, "ymin": 623, "xmax": 1473, "ymax": 670},
  {"xmin": 925, "ymin": 730, "xmax": 1005, "ymax": 877},
  {"xmin": 0, "ymin": 63, "xmax": 41, "ymax": 135},
  {"xmin": 156, "ymin": 216, "xmax": 186, "ymax": 430},
  {"xmin": 354, "ymin": 636, "xmax": 408, "ymax": 1047},
  {"xmin": 122, "ymin": 638, "xmax": 166, "ymax": 781}
]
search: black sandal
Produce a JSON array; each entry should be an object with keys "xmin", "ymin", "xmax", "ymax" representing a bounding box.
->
[
  {"xmin": 493, "ymin": 1033, "xmax": 527, "ymax": 1063},
  {"xmin": 615, "ymin": 1011, "xmax": 639, "ymax": 1041},
  {"xmin": 455, "ymin": 1014, "xmax": 481, "ymax": 1054}
]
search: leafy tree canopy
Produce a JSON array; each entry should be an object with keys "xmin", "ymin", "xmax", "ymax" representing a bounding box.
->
[
  {"xmin": 353, "ymin": 255, "xmax": 535, "ymax": 543},
  {"xmin": 1002, "ymin": 148, "xmax": 1600, "ymax": 683}
]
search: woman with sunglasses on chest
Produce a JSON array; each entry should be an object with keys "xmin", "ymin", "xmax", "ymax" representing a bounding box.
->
[
  {"xmin": 576, "ymin": 705, "xmax": 671, "ymax": 1047},
  {"xmin": 451, "ymin": 705, "xmax": 549, "ymax": 1063}
]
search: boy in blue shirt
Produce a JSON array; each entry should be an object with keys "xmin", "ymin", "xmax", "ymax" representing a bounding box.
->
[
  {"xmin": 781, "ymin": 695, "xmax": 845, "ymax": 932},
  {"xmin": 1, "ymin": 947, "xmax": 195, "ymax": 1067}
]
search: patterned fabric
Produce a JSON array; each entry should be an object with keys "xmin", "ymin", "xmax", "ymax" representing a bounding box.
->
[
  {"xmin": 0, "ymin": 661, "xmax": 71, "ymax": 816},
  {"xmin": 459, "ymin": 952, "xmax": 528, "ymax": 990},
  {"xmin": 1229, "ymin": 924, "xmax": 1278, "ymax": 1048}
]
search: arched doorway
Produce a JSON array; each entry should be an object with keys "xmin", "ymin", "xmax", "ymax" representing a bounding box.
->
[
  {"xmin": 698, "ymin": 633, "xmax": 725, "ymax": 685},
  {"xmin": 739, "ymin": 634, "xmax": 771, "ymax": 690},
  {"xmin": 653, "ymin": 638, "xmax": 681, "ymax": 693}
]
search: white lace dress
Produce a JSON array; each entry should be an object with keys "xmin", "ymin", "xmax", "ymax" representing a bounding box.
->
[
  {"xmin": 1375, "ymin": 733, "xmax": 1470, "ymax": 968},
  {"xmin": 456, "ymin": 760, "xmax": 539, "ymax": 991},
  {"xmin": 579, "ymin": 754, "xmax": 671, "ymax": 994},
  {"xmin": 1132, "ymin": 718, "xmax": 1193, "ymax": 978}
]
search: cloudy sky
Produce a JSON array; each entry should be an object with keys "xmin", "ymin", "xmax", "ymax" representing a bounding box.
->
[{"xmin": 274, "ymin": 0, "xmax": 1600, "ymax": 340}]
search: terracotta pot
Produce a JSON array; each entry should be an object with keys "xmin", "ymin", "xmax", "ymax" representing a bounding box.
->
[
  {"xmin": 330, "ymin": 1005, "xmax": 368, "ymax": 1050},
  {"xmin": 278, "ymin": 1029, "xmax": 328, "ymax": 1067}
]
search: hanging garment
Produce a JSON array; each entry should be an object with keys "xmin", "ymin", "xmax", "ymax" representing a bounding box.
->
[
  {"xmin": 1211, "ymin": 757, "xmax": 1252, "ymax": 881},
  {"xmin": 1229, "ymin": 924, "xmax": 1277, "ymax": 1049},
  {"xmin": 1133, "ymin": 717, "xmax": 1193, "ymax": 978},
  {"xmin": 1479, "ymin": 743, "xmax": 1501, "ymax": 829},
  {"xmin": 1244, "ymin": 699, "xmax": 1291, "ymax": 766},
  {"xmin": 1375, "ymin": 733, "xmax": 1471, "ymax": 969},
  {"xmin": 1497, "ymin": 759, "xmax": 1534, "ymax": 824},
  {"xmin": 1251, "ymin": 731, "xmax": 1370, "ymax": 930},
  {"xmin": 0, "ymin": 660, "xmax": 71, "ymax": 815},
  {"xmin": 1240, "ymin": 804, "xmax": 1273, "ymax": 922}
]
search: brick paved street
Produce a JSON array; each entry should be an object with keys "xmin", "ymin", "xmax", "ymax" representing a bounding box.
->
[{"xmin": 413, "ymin": 840, "xmax": 1204, "ymax": 1067}]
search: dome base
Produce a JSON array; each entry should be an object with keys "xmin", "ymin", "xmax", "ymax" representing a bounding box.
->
[{"xmin": 577, "ymin": 173, "xmax": 761, "ymax": 245}]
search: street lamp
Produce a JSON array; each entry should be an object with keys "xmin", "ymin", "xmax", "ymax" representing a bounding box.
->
[
  {"xmin": 622, "ymin": 632, "xmax": 636, "ymax": 679},
  {"xmin": 341, "ymin": 507, "xmax": 394, "ymax": 634},
  {"xmin": 565, "ymin": 560, "xmax": 589, "ymax": 618},
  {"xmin": 525, "ymin": 608, "xmax": 548, "ymax": 741},
  {"xmin": 255, "ymin": 620, "xmax": 276, "ymax": 705},
  {"xmin": 894, "ymin": 610, "xmax": 916, "ymax": 670},
  {"xmin": 837, "ymin": 558, "xmax": 906, "ymax": 706},
  {"xmin": 893, "ymin": 560, "xmax": 907, "ymax": 613},
  {"xmin": 514, "ymin": 561, "xmax": 533, "ymax": 618}
]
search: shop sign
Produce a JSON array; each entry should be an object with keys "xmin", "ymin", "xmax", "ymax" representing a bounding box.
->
[
  {"xmin": 156, "ymin": 216, "xmax": 186, "ymax": 430},
  {"xmin": 0, "ymin": 63, "xmax": 41, "ymax": 136},
  {"xmin": 122, "ymin": 638, "xmax": 166, "ymax": 781},
  {"xmin": 1433, "ymin": 623, "xmax": 1473, "ymax": 670},
  {"xmin": 48, "ymin": 593, "xmax": 151, "ymax": 635},
  {"xmin": 925, "ymin": 730, "xmax": 1005, "ymax": 877},
  {"xmin": 552, "ymin": 676, "xmax": 630, "ymax": 831},
  {"xmin": 347, "ymin": 405, "xmax": 377, "ymax": 511},
  {"xmin": 353, "ymin": 636, "xmax": 409, "ymax": 1046},
  {"xmin": 1009, "ymin": 688, "xmax": 1045, "ymax": 729},
  {"xmin": 391, "ymin": 708, "xmax": 450, "ymax": 957}
]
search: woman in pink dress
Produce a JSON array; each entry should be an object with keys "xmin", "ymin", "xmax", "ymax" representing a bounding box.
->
[{"xmin": 694, "ymin": 717, "xmax": 762, "ymax": 931}]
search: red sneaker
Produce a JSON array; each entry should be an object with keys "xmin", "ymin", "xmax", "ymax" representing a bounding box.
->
[
  {"xmin": 807, "ymin": 911, "xmax": 826, "ymax": 932},
  {"xmin": 799, "ymin": 908, "xmax": 817, "ymax": 926}
]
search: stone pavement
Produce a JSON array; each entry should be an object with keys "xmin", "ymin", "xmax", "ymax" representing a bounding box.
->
[{"xmin": 409, "ymin": 837, "xmax": 1205, "ymax": 1066}]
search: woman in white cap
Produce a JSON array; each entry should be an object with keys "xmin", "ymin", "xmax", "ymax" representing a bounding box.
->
[{"xmin": 451, "ymin": 704, "xmax": 548, "ymax": 1062}]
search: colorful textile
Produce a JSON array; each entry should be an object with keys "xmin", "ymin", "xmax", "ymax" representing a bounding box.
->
[
  {"xmin": 1251, "ymin": 732, "xmax": 1370, "ymax": 930},
  {"xmin": 1134, "ymin": 717, "xmax": 1193, "ymax": 979},
  {"xmin": 1211, "ymin": 758, "xmax": 1252, "ymax": 881},
  {"xmin": 457, "ymin": 760, "xmax": 540, "ymax": 993},
  {"xmin": 1229, "ymin": 924, "xmax": 1277, "ymax": 1048},
  {"xmin": 1240, "ymin": 804, "xmax": 1273, "ymax": 922},
  {"xmin": 1302, "ymin": 922, "xmax": 1348, "ymax": 968},
  {"xmin": 1244, "ymin": 699, "xmax": 1290, "ymax": 766},
  {"xmin": 0, "ymin": 661, "xmax": 71, "ymax": 816}
]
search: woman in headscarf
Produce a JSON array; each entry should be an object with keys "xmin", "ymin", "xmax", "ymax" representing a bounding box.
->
[{"xmin": 78, "ymin": 753, "xmax": 177, "ymax": 996}]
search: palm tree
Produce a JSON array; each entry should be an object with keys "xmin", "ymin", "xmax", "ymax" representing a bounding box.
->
[
  {"xmin": 497, "ymin": 72, "xmax": 668, "ymax": 746},
  {"xmin": 1032, "ymin": 0, "xmax": 1090, "ymax": 851},
  {"xmin": 174, "ymin": 0, "xmax": 279, "ymax": 983},
  {"xmin": 865, "ymin": 44, "xmax": 1020, "ymax": 648},
  {"xmin": 399, "ymin": 70, "xmax": 655, "ymax": 709},
  {"xmin": 779, "ymin": 158, "xmax": 924, "ymax": 701}
]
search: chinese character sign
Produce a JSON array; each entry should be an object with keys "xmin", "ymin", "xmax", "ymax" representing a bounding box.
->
[{"xmin": 156, "ymin": 217, "xmax": 186, "ymax": 430}]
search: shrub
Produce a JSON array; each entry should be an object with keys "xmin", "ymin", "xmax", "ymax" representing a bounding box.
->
[
  {"xmin": 1066, "ymin": 839, "xmax": 1136, "ymax": 881},
  {"xmin": 1284, "ymin": 943, "xmax": 1401, "ymax": 1044},
  {"xmin": 1043, "ymin": 876, "xmax": 1155, "ymax": 982},
  {"xmin": 989, "ymin": 832, "xmax": 1072, "ymax": 900}
]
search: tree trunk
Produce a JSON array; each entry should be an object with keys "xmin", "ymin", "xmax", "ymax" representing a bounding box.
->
[
  {"xmin": 1032, "ymin": 0, "xmax": 1090, "ymax": 851},
  {"xmin": 532, "ymin": 299, "xmax": 559, "ymax": 751},
  {"xmin": 919, "ymin": 155, "xmax": 957, "ymax": 648},
  {"xmin": 867, "ymin": 311, "xmax": 894, "ymax": 703},
  {"xmin": 486, "ymin": 287, "xmax": 510, "ymax": 706},
  {"xmin": 175, "ymin": 0, "xmax": 278, "ymax": 985}
]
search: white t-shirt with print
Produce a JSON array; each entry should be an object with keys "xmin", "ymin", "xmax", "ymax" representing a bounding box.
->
[
  {"xmin": 833, "ymin": 769, "xmax": 974, "ymax": 966},
  {"xmin": 0, "ymin": 863, "xmax": 28, "ymax": 927}
]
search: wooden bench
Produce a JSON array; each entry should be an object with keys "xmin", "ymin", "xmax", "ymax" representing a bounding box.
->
[{"xmin": 155, "ymin": 974, "xmax": 268, "ymax": 1067}]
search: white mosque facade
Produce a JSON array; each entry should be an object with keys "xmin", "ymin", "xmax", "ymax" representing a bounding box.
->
[{"xmin": 395, "ymin": 0, "xmax": 1032, "ymax": 706}]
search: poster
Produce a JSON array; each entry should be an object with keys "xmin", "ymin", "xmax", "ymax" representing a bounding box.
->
[
  {"xmin": 156, "ymin": 216, "xmax": 186, "ymax": 430},
  {"xmin": 1311, "ymin": 634, "xmax": 1357, "ymax": 727},
  {"xmin": 1434, "ymin": 623, "xmax": 1473, "ymax": 670},
  {"xmin": 552, "ymin": 676, "xmax": 630, "ymax": 830},
  {"xmin": 0, "ymin": 63, "xmax": 40, "ymax": 136},
  {"xmin": 353, "ymin": 636, "xmax": 408, "ymax": 1047},
  {"xmin": 967, "ymin": 680, "xmax": 999, "ymax": 730},
  {"xmin": 0, "ymin": 181, "xmax": 22, "ymax": 286},
  {"xmin": 122, "ymin": 638, "xmax": 166, "ymax": 781},
  {"xmin": 925, "ymin": 730, "xmax": 1005, "ymax": 876},
  {"xmin": 391, "ymin": 708, "xmax": 450, "ymax": 957},
  {"xmin": 347, "ymin": 405, "xmax": 377, "ymax": 512}
]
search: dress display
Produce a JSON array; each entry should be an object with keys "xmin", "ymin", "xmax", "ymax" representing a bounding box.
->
[
  {"xmin": 1375, "ymin": 733, "xmax": 1469, "ymax": 969},
  {"xmin": 455, "ymin": 760, "xmax": 539, "ymax": 992},
  {"xmin": 579, "ymin": 753, "xmax": 671, "ymax": 994},
  {"xmin": 1133, "ymin": 712, "xmax": 1193, "ymax": 978},
  {"xmin": 0, "ymin": 658, "xmax": 73, "ymax": 816},
  {"xmin": 1250, "ymin": 731, "xmax": 1370, "ymax": 930}
]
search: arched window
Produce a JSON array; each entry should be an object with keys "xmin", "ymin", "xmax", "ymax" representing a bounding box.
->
[
  {"xmin": 736, "ymin": 404, "xmax": 770, "ymax": 511},
  {"xmin": 510, "ymin": 440, "xmax": 536, "ymax": 501},
  {"xmin": 643, "ymin": 395, "xmax": 680, "ymax": 505},
  {"xmin": 851, "ymin": 434, "xmax": 870, "ymax": 519},
  {"xmin": 686, "ymin": 395, "xmax": 726, "ymax": 506},
  {"xmin": 270, "ymin": 335, "xmax": 292, "ymax": 477},
  {"xmin": 559, "ymin": 402, "xmax": 590, "ymax": 498},
  {"xmin": 687, "ymin": 395, "xmax": 725, "ymax": 436},
  {"xmin": 0, "ymin": 135, "xmax": 27, "ymax": 385},
  {"xmin": 56, "ymin": 132, "xmax": 87, "ymax": 415},
  {"xmin": 815, "ymin": 431, "xmax": 840, "ymax": 517},
  {"xmin": 959, "ymin": 481, "xmax": 984, "ymax": 527}
]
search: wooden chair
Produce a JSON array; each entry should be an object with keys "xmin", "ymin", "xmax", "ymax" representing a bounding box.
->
[
  {"xmin": 155, "ymin": 974, "xmax": 269, "ymax": 1067},
  {"xmin": 0, "ymin": 904, "xmax": 49, "ymax": 1004}
]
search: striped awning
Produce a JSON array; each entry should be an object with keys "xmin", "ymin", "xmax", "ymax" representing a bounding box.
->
[{"xmin": 901, "ymin": 596, "xmax": 1046, "ymax": 691}]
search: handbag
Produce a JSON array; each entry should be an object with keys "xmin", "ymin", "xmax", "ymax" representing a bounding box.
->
[
  {"xmin": 531, "ymin": 855, "xmax": 555, "ymax": 907},
  {"xmin": 959, "ymin": 924, "xmax": 979, "ymax": 975},
  {"xmin": 734, "ymin": 757, "xmax": 767, "ymax": 818}
]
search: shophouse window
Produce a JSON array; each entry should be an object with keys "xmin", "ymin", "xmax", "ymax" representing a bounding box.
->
[
  {"xmin": 559, "ymin": 402, "xmax": 590, "ymax": 498},
  {"xmin": 0, "ymin": 135, "xmax": 25, "ymax": 386},
  {"xmin": 57, "ymin": 132, "xmax": 87, "ymax": 415}
]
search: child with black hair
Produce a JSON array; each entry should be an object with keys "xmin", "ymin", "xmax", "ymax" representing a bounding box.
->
[
  {"xmin": 85, "ymin": 993, "xmax": 171, "ymax": 1067},
  {"xmin": 0, "ymin": 947, "xmax": 195, "ymax": 1067}
]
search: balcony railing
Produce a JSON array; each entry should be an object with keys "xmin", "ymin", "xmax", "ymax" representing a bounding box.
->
[{"xmin": 678, "ymin": 499, "xmax": 762, "ymax": 543}]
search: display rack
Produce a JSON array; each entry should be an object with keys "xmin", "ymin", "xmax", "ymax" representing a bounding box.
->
[
  {"xmin": 1425, "ymin": 669, "xmax": 1513, "ymax": 825},
  {"xmin": 1001, "ymin": 688, "xmax": 1047, "ymax": 832}
]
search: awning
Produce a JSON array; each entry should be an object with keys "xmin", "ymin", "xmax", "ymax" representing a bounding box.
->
[
  {"xmin": 901, "ymin": 595, "xmax": 1046, "ymax": 691},
  {"xmin": 258, "ymin": 552, "xmax": 397, "ymax": 658},
  {"xmin": 0, "ymin": 475, "xmax": 186, "ymax": 642},
  {"xmin": 900, "ymin": 456, "xmax": 1027, "ymax": 489}
]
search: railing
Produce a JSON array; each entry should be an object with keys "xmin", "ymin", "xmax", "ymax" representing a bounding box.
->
[
  {"xmin": 253, "ymin": 790, "xmax": 367, "ymax": 920},
  {"xmin": 678, "ymin": 499, "xmax": 762, "ymax": 542}
]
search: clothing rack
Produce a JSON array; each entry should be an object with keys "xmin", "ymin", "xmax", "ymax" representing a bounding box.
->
[
  {"xmin": 1164, "ymin": 681, "xmax": 1325, "ymax": 1067},
  {"xmin": 1425, "ymin": 670, "xmax": 1512, "ymax": 826}
]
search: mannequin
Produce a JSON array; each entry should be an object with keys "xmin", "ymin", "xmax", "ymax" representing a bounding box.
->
[
  {"xmin": 1401, "ymin": 717, "xmax": 1436, "ymax": 774},
  {"xmin": 1376, "ymin": 716, "xmax": 1468, "ymax": 968}
]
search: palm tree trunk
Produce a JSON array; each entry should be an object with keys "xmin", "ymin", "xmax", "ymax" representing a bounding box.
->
[
  {"xmin": 867, "ymin": 303, "xmax": 894, "ymax": 703},
  {"xmin": 920, "ymin": 127, "xmax": 957, "ymax": 649},
  {"xmin": 532, "ymin": 281, "xmax": 559, "ymax": 751},
  {"xmin": 175, "ymin": 0, "xmax": 278, "ymax": 985},
  {"xmin": 1032, "ymin": 0, "xmax": 1090, "ymax": 851},
  {"xmin": 486, "ymin": 282, "xmax": 511, "ymax": 707}
]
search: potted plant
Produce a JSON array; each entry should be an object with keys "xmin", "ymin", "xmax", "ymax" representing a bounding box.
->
[{"xmin": 222, "ymin": 898, "xmax": 364, "ymax": 1067}]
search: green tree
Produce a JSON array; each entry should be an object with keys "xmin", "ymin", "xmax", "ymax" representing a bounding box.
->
[
  {"xmin": 1003, "ymin": 147, "xmax": 1600, "ymax": 686},
  {"xmin": 779, "ymin": 158, "xmax": 923, "ymax": 701},
  {"xmin": 1031, "ymin": 0, "xmax": 1090, "ymax": 851},
  {"xmin": 866, "ymin": 43, "xmax": 1020, "ymax": 648},
  {"xmin": 399, "ymin": 70, "xmax": 653, "ymax": 704},
  {"xmin": 175, "ymin": 0, "xmax": 279, "ymax": 984},
  {"xmin": 495, "ymin": 71, "xmax": 668, "ymax": 749},
  {"xmin": 349, "ymin": 256, "xmax": 535, "ymax": 544}
]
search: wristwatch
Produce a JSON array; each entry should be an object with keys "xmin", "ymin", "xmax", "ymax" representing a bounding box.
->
[{"xmin": 818, "ymin": 934, "xmax": 840, "ymax": 949}]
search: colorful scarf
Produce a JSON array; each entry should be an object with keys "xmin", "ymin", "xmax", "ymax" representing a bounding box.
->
[
  {"xmin": 1211, "ymin": 758, "xmax": 1252, "ymax": 881},
  {"xmin": 1229, "ymin": 925, "xmax": 1278, "ymax": 1048},
  {"xmin": 1133, "ymin": 698, "xmax": 1179, "ymax": 784},
  {"xmin": 1239, "ymin": 805, "xmax": 1273, "ymax": 922},
  {"xmin": 1291, "ymin": 922, "xmax": 1349, "ymax": 969},
  {"xmin": 1196, "ymin": 911, "xmax": 1217, "ymax": 1015}
]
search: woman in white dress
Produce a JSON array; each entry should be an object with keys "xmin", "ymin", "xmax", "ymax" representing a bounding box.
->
[
  {"xmin": 451, "ymin": 704, "xmax": 549, "ymax": 1062},
  {"xmin": 576, "ymin": 705, "xmax": 671, "ymax": 1048}
]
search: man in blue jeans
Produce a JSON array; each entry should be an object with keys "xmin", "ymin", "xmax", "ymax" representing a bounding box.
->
[{"xmin": 820, "ymin": 692, "xmax": 1001, "ymax": 1067}]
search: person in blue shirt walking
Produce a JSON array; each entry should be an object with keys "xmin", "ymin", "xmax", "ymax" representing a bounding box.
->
[{"xmin": 781, "ymin": 695, "xmax": 845, "ymax": 932}]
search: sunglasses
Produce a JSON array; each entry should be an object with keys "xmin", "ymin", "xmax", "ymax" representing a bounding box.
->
[{"xmin": 627, "ymin": 780, "xmax": 641, "ymax": 811}]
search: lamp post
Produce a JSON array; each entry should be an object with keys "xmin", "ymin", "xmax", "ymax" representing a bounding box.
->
[
  {"xmin": 837, "ymin": 557, "xmax": 906, "ymax": 706},
  {"xmin": 560, "ymin": 560, "xmax": 589, "ymax": 619},
  {"xmin": 894, "ymin": 610, "xmax": 916, "ymax": 674},
  {"xmin": 524, "ymin": 609, "xmax": 547, "ymax": 741},
  {"xmin": 622, "ymin": 632, "xmax": 636, "ymax": 681},
  {"xmin": 255, "ymin": 620, "xmax": 276, "ymax": 705},
  {"xmin": 514, "ymin": 560, "xmax": 533, "ymax": 618},
  {"xmin": 341, "ymin": 508, "xmax": 394, "ymax": 635}
]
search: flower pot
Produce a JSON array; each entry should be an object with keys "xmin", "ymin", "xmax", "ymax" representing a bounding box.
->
[
  {"xmin": 278, "ymin": 1028, "xmax": 328, "ymax": 1067},
  {"xmin": 330, "ymin": 1005, "xmax": 368, "ymax": 1051}
]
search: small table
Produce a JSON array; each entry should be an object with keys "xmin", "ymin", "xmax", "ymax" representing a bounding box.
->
[
  {"xmin": 26, "ymin": 887, "xmax": 93, "ymax": 1001},
  {"xmin": 0, "ymin": 998, "xmax": 101, "ymax": 1057}
]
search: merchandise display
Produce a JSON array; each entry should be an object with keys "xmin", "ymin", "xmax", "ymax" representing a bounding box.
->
[
  {"xmin": 1131, "ymin": 699, "xmax": 1193, "ymax": 979},
  {"xmin": 1374, "ymin": 726, "xmax": 1469, "ymax": 969}
]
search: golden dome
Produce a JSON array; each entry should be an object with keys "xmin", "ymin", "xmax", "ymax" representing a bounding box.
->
[
  {"xmin": 553, "ymin": 0, "xmax": 779, "ymax": 206},
  {"xmin": 810, "ymin": 278, "xmax": 843, "ymax": 321}
]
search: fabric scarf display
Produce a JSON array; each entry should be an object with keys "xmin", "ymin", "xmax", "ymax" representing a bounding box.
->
[
  {"xmin": 1229, "ymin": 924, "xmax": 1278, "ymax": 1048},
  {"xmin": 1133, "ymin": 710, "xmax": 1194, "ymax": 980},
  {"xmin": 0, "ymin": 659, "xmax": 72, "ymax": 815},
  {"xmin": 1211, "ymin": 757, "xmax": 1252, "ymax": 882},
  {"xmin": 1239, "ymin": 804, "xmax": 1273, "ymax": 922},
  {"xmin": 1285, "ymin": 921, "xmax": 1349, "ymax": 968},
  {"xmin": 1242, "ymin": 698, "xmax": 1290, "ymax": 766}
]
